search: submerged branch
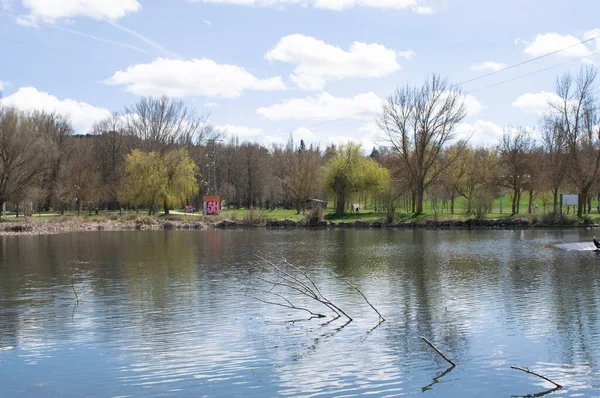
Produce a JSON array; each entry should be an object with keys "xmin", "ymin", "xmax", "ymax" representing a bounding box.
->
[
  {"xmin": 510, "ymin": 366, "xmax": 562, "ymax": 388},
  {"xmin": 245, "ymin": 294, "xmax": 326, "ymax": 318},
  {"xmin": 344, "ymin": 280, "xmax": 385, "ymax": 322},
  {"xmin": 71, "ymin": 278, "xmax": 79, "ymax": 305},
  {"xmin": 252, "ymin": 253, "xmax": 353, "ymax": 321},
  {"xmin": 420, "ymin": 336, "xmax": 455, "ymax": 367}
]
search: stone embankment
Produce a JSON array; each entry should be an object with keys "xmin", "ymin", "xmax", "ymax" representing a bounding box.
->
[
  {"xmin": 1, "ymin": 216, "xmax": 594, "ymax": 236},
  {"xmin": 0, "ymin": 217, "xmax": 210, "ymax": 236}
]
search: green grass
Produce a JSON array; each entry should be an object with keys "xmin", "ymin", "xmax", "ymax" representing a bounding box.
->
[{"xmin": 3, "ymin": 194, "xmax": 599, "ymax": 225}]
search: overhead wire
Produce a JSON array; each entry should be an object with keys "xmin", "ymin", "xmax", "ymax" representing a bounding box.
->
[
  {"xmin": 466, "ymin": 50, "xmax": 600, "ymax": 94},
  {"xmin": 458, "ymin": 33, "xmax": 600, "ymax": 85}
]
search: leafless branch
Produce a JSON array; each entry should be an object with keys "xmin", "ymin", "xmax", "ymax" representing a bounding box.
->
[
  {"xmin": 421, "ymin": 336, "xmax": 455, "ymax": 367},
  {"xmin": 344, "ymin": 280, "xmax": 385, "ymax": 322},
  {"xmin": 249, "ymin": 253, "xmax": 352, "ymax": 321},
  {"xmin": 71, "ymin": 278, "xmax": 79, "ymax": 305},
  {"xmin": 510, "ymin": 365, "xmax": 562, "ymax": 389}
]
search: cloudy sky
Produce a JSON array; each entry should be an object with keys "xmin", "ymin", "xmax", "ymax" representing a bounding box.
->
[{"xmin": 1, "ymin": 0, "xmax": 600, "ymax": 149}]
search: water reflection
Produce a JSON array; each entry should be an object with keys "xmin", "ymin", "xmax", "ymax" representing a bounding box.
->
[{"xmin": 0, "ymin": 229, "xmax": 599, "ymax": 396}]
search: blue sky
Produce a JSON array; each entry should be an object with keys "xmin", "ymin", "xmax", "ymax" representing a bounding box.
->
[{"xmin": 1, "ymin": 0, "xmax": 600, "ymax": 149}]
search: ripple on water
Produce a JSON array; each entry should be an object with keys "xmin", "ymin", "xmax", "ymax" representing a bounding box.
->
[{"xmin": 1, "ymin": 229, "xmax": 600, "ymax": 397}]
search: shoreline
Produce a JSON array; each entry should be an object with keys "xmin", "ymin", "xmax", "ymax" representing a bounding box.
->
[{"xmin": 1, "ymin": 216, "xmax": 597, "ymax": 236}]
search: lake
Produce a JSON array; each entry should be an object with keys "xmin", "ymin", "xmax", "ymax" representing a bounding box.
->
[{"xmin": 1, "ymin": 229, "xmax": 599, "ymax": 397}]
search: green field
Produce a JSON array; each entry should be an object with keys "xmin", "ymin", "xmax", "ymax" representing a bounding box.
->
[{"xmin": 1, "ymin": 194, "xmax": 597, "ymax": 224}]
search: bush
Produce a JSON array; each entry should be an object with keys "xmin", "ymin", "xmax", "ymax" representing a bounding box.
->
[
  {"xmin": 243, "ymin": 209, "xmax": 266, "ymax": 225},
  {"xmin": 301, "ymin": 206, "xmax": 324, "ymax": 227},
  {"xmin": 135, "ymin": 216, "xmax": 157, "ymax": 226}
]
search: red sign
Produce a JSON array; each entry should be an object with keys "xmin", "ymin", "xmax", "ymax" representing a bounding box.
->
[{"xmin": 203, "ymin": 195, "xmax": 221, "ymax": 215}]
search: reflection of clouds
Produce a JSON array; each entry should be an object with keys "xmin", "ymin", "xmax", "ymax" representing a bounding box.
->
[{"xmin": 1, "ymin": 230, "xmax": 600, "ymax": 395}]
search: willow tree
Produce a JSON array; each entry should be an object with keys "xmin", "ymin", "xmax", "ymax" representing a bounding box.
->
[
  {"xmin": 324, "ymin": 144, "xmax": 388, "ymax": 215},
  {"xmin": 120, "ymin": 149, "xmax": 164, "ymax": 214},
  {"xmin": 120, "ymin": 148, "xmax": 198, "ymax": 215},
  {"xmin": 379, "ymin": 75, "xmax": 468, "ymax": 214},
  {"xmin": 161, "ymin": 148, "xmax": 199, "ymax": 214}
]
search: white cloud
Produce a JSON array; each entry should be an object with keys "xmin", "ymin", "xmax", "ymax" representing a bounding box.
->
[
  {"xmin": 263, "ymin": 135, "xmax": 286, "ymax": 145},
  {"xmin": 583, "ymin": 29, "xmax": 600, "ymax": 52},
  {"xmin": 20, "ymin": 0, "xmax": 140, "ymax": 22},
  {"xmin": 187, "ymin": 0, "xmax": 439, "ymax": 12},
  {"xmin": 292, "ymin": 127, "xmax": 318, "ymax": 142},
  {"xmin": 217, "ymin": 124, "xmax": 264, "ymax": 138},
  {"xmin": 257, "ymin": 92, "xmax": 383, "ymax": 121},
  {"xmin": 462, "ymin": 93, "xmax": 484, "ymax": 116},
  {"xmin": 15, "ymin": 14, "xmax": 38, "ymax": 27},
  {"xmin": 522, "ymin": 32, "xmax": 591, "ymax": 57},
  {"xmin": 1, "ymin": 87, "xmax": 111, "ymax": 133},
  {"xmin": 0, "ymin": 81, "xmax": 7, "ymax": 91},
  {"xmin": 203, "ymin": 19, "xmax": 212, "ymax": 26},
  {"xmin": 104, "ymin": 57, "xmax": 287, "ymax": 98},
  {"xmin": 265, "ymin": 34, "xmax": 401, "ymax": 90},
  {"xmin": 454, "ymin": 120, "xmax": 504, "ymax": 146},
  {"xmin": 470, "ymin": 61, "xmax": 506, "ymax": 72},
  {"xmin": 204, "ymin": 102, "xmax": 218, "ymax": 108},
  {"xmin": 397, "ymin": 49, "xmax": 415, "ymax": 60},
  {"xmin": 512, "ymin": 91, "xmax": 562, "ymax": 114}
]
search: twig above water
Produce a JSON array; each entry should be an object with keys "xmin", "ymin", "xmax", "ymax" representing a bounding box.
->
[
  {"xmin": 344, "ymin": 280, "xmax": 385, "ymax": 322},
  {"xmin": 420, "ymin": 336, "xmax": 455, "ymax": 367},
  {"xmin": 71, "ymin": 278, "xmax": 79, "ymax": 305},
  {"xmin": 510, "ymin": 365, "xmax": 562, "ymax": 388}
]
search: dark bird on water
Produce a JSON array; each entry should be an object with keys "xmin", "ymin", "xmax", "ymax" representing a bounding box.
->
[{"xmin": 593, "ymin": 236, "xmax": 600, "ymax": 249}]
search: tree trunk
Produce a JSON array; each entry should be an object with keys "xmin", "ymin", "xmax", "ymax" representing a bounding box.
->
[
  {"xmin": 335, "ymin": 193, "xmax": 345, "ymax": 216},
  {"xmin": 450, "ymin": 196, "xmax": 455, "ymax": 214},
  {"xmin": 578, "ymin": 190, "xmax": 587, "ymax": 218},
  {"xmin": 511, "ymin": 191, "xmax": 517, "ymax": 215},
  {"xmin": 552, "ymin": 188, "xmax": 559, "ymax": 215},
  {"xmin": 415, "ymin": 188, "xmax": 424, "ymax": 214},
  {"xmin": 516, "ymin": 190, "xmax": 522, "ymax": 214},
  {"xmin": 163, "ymin": 200, "xmax": 169, "ymax": 215},
  {"xmin": 527, "ymin": 190, "xmax": 533, "ymax": 214},
  {"xmin": 15, "ymin": 204, "xmax": 19, "ymax": 218}
]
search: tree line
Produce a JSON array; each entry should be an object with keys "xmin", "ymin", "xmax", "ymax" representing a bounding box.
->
[{"xmin": 1, "ymin": 67, "xmax": 600, "ymax": 219}]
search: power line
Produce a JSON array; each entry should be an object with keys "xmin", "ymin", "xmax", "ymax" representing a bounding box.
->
[
  {"xmin": 467, "ymin": 50, "xmax": 600, "ymax": 94},
  {"xmin": 458, "ymin": 34, "xmax": 600, "ymax": 86}
]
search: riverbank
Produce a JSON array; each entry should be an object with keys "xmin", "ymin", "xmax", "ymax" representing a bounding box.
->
[{"xmin": 1, "ymin": 214, "xmax": 597, "ymax": 235}]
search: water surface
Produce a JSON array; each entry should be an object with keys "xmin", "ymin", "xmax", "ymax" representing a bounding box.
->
[{"xmin": 1, "ymin": 229, "xmax": 599, "ymax": 397}]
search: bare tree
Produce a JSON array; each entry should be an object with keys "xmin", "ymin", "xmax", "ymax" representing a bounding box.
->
[
  {"xmin": 284, "ymin": 146, "xmax": 322, "ymax": 213},
  {"xmin": 498, "ymin": 128, "xmax": 533, "ymax": 215},
  {"xmin": 551, "ymin": 67, "xmax": 600, "ymax": 217},
  {"xmin": 379, "ymin": 75, "xmax": 468, "ymax": 213},
  {"xmin": 539, "ymin": 113, "xmax": 568, "ymax": 214},
  {"xmin": 0, "ymin": 107, "xmax": 48, "ymax": 217},
  {"xmin": 92, "ymin": 113, "xmax": 128, "ymax": 209},
  {"xmin": 30, "ymin": 111, "xmax": 73, "ymax": 211},
  {"xmin": 124, "ymin": 96, "xmax": 211, "ymax": 153}
]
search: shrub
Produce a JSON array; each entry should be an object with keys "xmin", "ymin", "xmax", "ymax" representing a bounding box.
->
[
  {"xmin": 301, "ymin": 206, "xmax": 324, "ymax": 227},
  {"xmin": 243, "ymin": 209, "xmax": 266, "ymax": 225},
  {"xmin": 135, "ymin": 216, "xmax": 157, "ymax": 226}
]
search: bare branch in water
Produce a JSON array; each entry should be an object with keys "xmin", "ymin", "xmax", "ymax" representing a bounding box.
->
[
  {"xmin": 245, "ymin": 294, "xmax": 326, "ymax": 318},
  {"xmin": 510, "ymin": 366, "xmax": 562, "ymax": 388},
  {"xmin": 249, "ymin": 253, "xmax": 352, "ymax": 321},
  {"xmin": 344, "ymin": 280, "xmax": 385, "ymax": 322},
  {"xmin": 421, "ymin": 336, "xmax": 455, "ymax": 367},
  {"xmin": 71, "ymin": 278, "xmax": 79, "ymax": 305}
]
